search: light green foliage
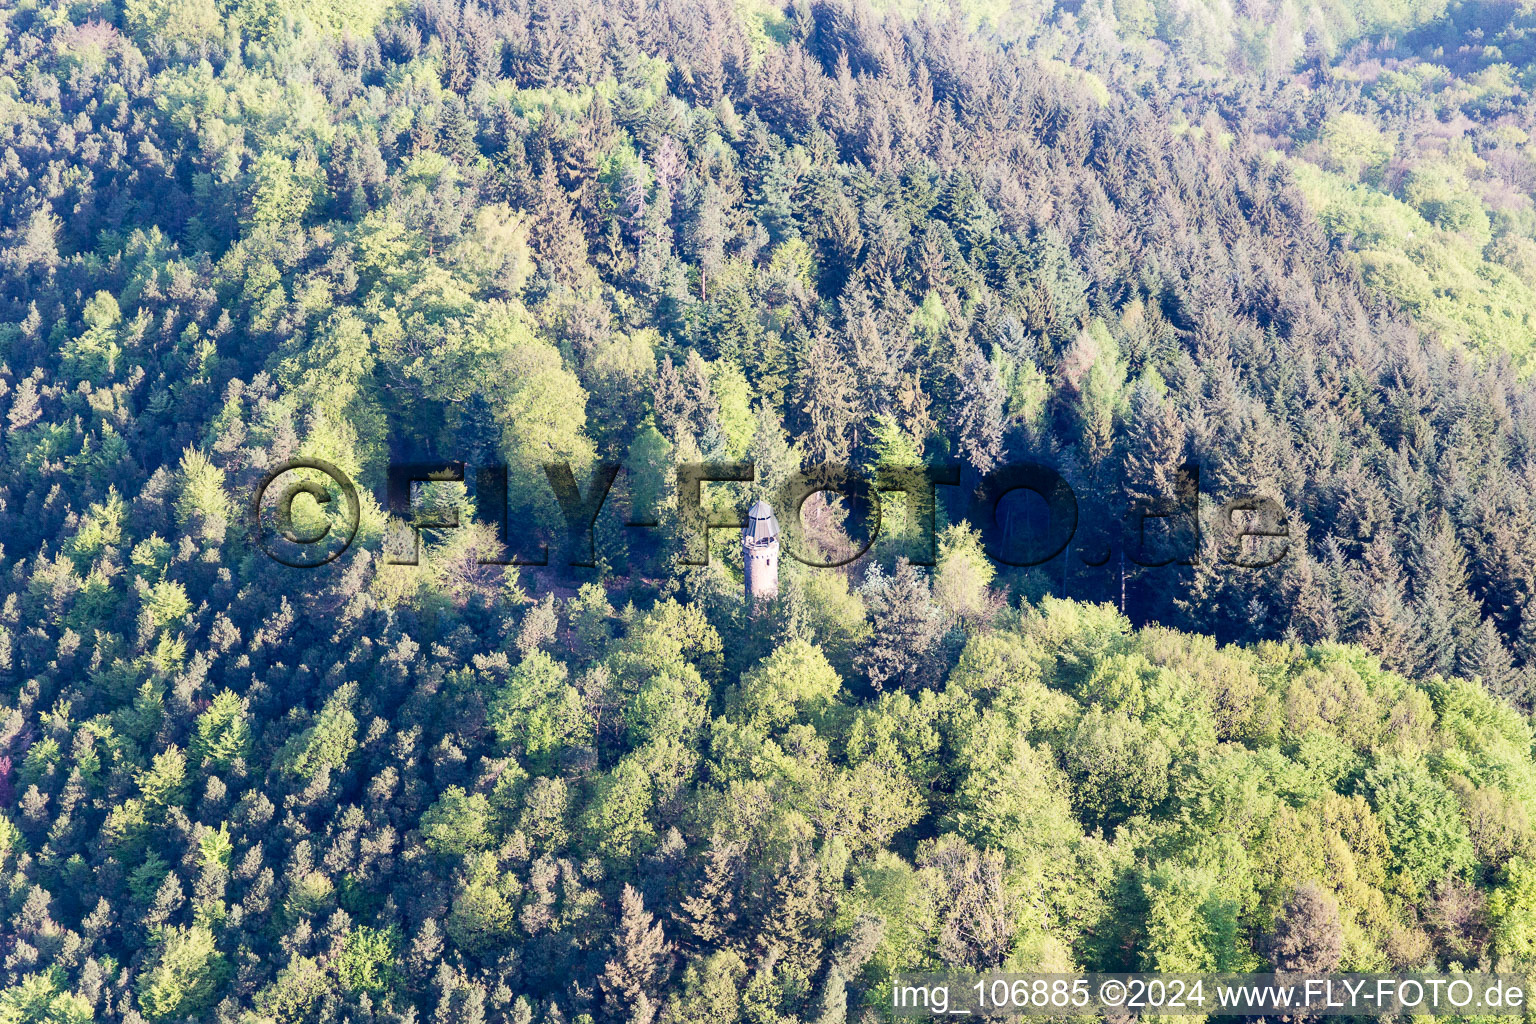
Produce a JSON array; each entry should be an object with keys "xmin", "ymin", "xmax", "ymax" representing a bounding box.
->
[
  {"xmin": 568, "ymin": 583, "xmax": 615, "ymax": 662},
  {"xmin": 1139, "ymin": 851, "xmax": 1255, "ymax": 972},
  {"xmin": 1488, "ymin": 856, "xmax": 1536, "ymax": 961},
  {"xmin": 1074, "ymin": 320, "xmax": 1127, "ymax": 462},
  {"xmin": 585, "ymin": 330, "xmax": 658, "ymax": 441},
  {"xmin": 1252, "ymin": 792, "xmax": 1396, "ymax": 966},
  {"xmin": 1076, "ymin": 652, "xmax": 1215, "ymax": 747},
  {"xmin": 294, "ymin": 0, "xmax": 398, "ymax": 35},
  {"xmin": 446, "ymin": 853, "xmax": 520, "ymax": 956},
  {"xmin": 845, "ymin": 690, "xmax": 943, "ymax": 791},
  {"xmin": 66, "ymin": 489, "xmax": 125, "ymax": 570},
  {"xmin": 130, "ymin": 535, "xmax": 172, "ymax": 581},
  {"xmin": 516, "ymin": 777, "xmax": 571, "ymax": 850},
  {"xmin": 100, "ymin": 798, "xmax": 150, "ymax": 860},
  {"xmin": 246, "ymin": 153, "xmax": 317, "ymax": 228},
  {"xmin": 19, "ymin": 739, "xmax": 60, "ymax": 792},
  {"xmin": 191, "ymin": 691, "xmax": 251, "ymax": 769},
  {"xmin": 420, "ymin": 787, "xmax": 494, "ymax": 857},
  {"xmin": 1026, "ymin": 601, "xmax": 1136, "ymax": 687},
  {"xmin": 790, "ymin": 569, "xmax": 870, "ymax": 674},
  {"xmin": 944, "ymin": 630, "xmax": 1074, "ymax": 731},
  {"xmin": 281, "ymin": 309, "xmax": 374, "ymax": 411},
  {"xmin": 143, "ymin": 581, "xmax": 190, "ymax": 633},
  {"xmin": 347, "ymin": 205, "xmax": 596, "ymax": 514},
  {"xmin": 1115, "ymin": 0, "xmax": 1453, "ymax": 69},
  {"xmin": 664, "ymin": 950, "xmax": 748, "ymax": 1024},
  {"xmin": 1059, "ymin": 649, "xmax": 1217, "ymax": 829},
  {"xmin": 493, "ymin": 320, "xmax": 596, "ymax": 474},
  {"xmin": 625, "ymin": 421, "xmax": 674, "ymax": 529},
  {"xmin": 61, "ymin": 291, "xmax": 123, "ymax": 384},
  {"xmin": 581, "ymin": 756, "xmax": 655, "ymax": 858},
  {"xmin": 1112, "ymin": 0, "xmax": 1155, "ymax": 38},
  {"xmin": 120, "ymin": 681, "xmax": 165, "ymax": 745},
  {"xmin": 992, "ymin": 349, "xmax": 1049, "ymax": 433},
  {"xmin": 279, "ymin": 683, "xmax": 358, "ymax": 779},
  {"xmin": 727, "ymin": 639, "xmax": 842, "ymax": 732},
  {"xmin": 128, "ymin": 852, "xmax": 171, "ymax": 905},
  {"xmin": 0, "ymin": 971, "xmax": 93, "ymax": 1024},
  {"xmin": 198, "ymin": 823, "xmax": 233, "ymax": 871},
  {"xmin": 121, "ymin": 0, "xmax": 221, "ymax": 47},
  {"xmin": 137, "ymin": 746, "xmax": 188, "ymax": 809},
  {"xmin": 173, "ymin": 448, "xmax": 230, "ymax": 530},
  {"xmin": 709, "ymin": 360, "xmax": 756, "ymax": 458},
  {"xmin": 626, "ymin": 665, "xmax": 710, "ymax": 745},
  {"xmin": 1403, "ymin": 161, "xmax": 1490, "ymax": 244},
  {"xmin": 1136, "ymin": 627, "xmax": 1276, "ymax": 744},
  {"xmin": 338, "ymin": 925, "xmax": 401, "ymax": 993},
  {"xmin": 0, "ymin": 817, "xmax": 22, "ymax": 868},
  {"xmin": 607, "ymin": 599, "xmax": 724, "ymax": 686},
  {"xmin": 1292, "ymin": 160, "xmax": 1536, "ymax": 362},
  {"xmin": 456, "ymin": 204, "xmax": 534, "ymax": 298},
  {"xmin": 911, "ymin": 290, "xmax": 948, "ymax": 343},
  {"xmin": 934, "ymin": 522, "xmax": 995, "ymax": 620},
  {"xmin": 945, "ymin": 709, "xmax": 1077, "ymax": 858},
  {"xmin": 1362, "ymin": 758, "xmax": 1475, "ymax": 897},
  {"xmin": 487, "ymin": 652, "xmax": 592, "ymax": 769},
  {"xmin": 1318, "ymin": 113, "xmax": 1392, "ymax": 182},
  {"xmin": 283, "ymin": 870, "xmax": 335, "ymax": 921},
  {"xmin": 136, "ymin": 926, "xmax": 227, "ymax": 1021},
  {"xmin": 846, "ymin": 851, "xmax": 940, "ymax": 980},
  {"xmin": 1425, "ymin": 675, "xmax": 1536, "ymax": 808},
  {"xmin": 813, "ymin": 754, "xmax": 930, "ymax": 854},
  {"xmin": 1064, "ymin": 708, "xmax": 1173, "ymax": 827},
  {"xmin": 249, "ymin": 954, "xmax": 328, "ymax": 1023}
]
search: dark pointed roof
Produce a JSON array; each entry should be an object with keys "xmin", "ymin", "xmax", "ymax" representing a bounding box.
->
[{"xmin": 744, "ymin": 499, "xmax": 779, "ymax": 544}]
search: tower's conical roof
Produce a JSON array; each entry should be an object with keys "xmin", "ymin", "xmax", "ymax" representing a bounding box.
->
[{"xmin": 743, "ymin": 499, "xmax": 779, "ymax": 544}]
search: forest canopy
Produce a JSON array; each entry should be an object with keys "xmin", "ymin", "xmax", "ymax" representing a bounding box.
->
[{"xmin": 4, "ymin": 0, "xmax": 1536, "ymax": 1019}]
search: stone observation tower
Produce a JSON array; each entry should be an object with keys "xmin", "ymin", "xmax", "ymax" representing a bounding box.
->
[{"xmin": 743, "ymin": 499, "xmax": 780, "ymax": 604}]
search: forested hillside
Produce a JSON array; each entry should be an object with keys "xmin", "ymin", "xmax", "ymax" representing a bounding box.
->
[{"xmin": 4, "ymin": 0, "xmax": 1536, "ymax": 1018}]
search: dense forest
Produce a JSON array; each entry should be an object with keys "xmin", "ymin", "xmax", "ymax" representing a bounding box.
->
[{"xmin": 5, "ymin": 0, "xmax": 1536, "ymax": 1018}]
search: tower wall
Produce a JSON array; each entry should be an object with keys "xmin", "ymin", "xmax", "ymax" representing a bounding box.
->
[{"xmin": 744, "ymin": 538, "xmax": 779, "ymax": 602}]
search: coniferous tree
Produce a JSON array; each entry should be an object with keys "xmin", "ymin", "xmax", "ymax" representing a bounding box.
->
[
  {"xmin": 794, "ymin": 325, "xmax": 858, "ymax": 464},
  {"xmin": 601, "ymin": 885, "xmax": 671, "ymax": 1024},
  {"xmin": 855, "ymin": 559, "xmax": 944, "ymax": 691},
  {"xmin": 1410, "ymin": 512, "xmax": 1477, "ymax": 679},
  {"xmin": 1462, "ymin": 618, "xmax": 1524, "ymax": 707},
  {"xmin": 947, "ymin": 339, "xmax": 1005, "ymax": 474},
  {"xmin": 677, "ymin": 839, "xmax": 743, "ymax": 952},
  {"xmin": 5, "ymin": 0, "xmax": 1536, "ymax": 1013}
]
